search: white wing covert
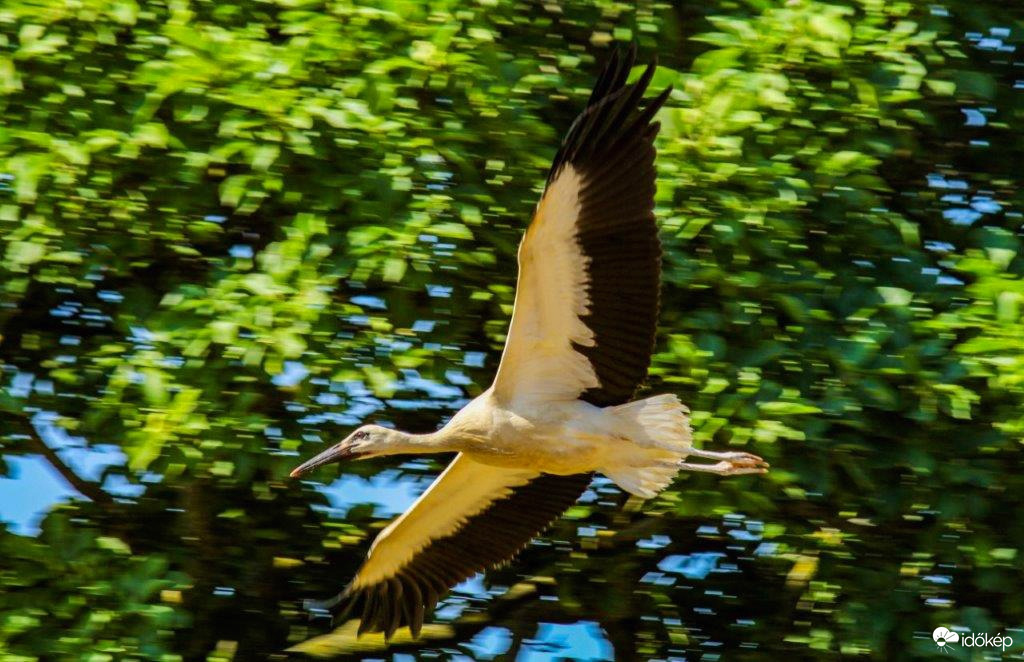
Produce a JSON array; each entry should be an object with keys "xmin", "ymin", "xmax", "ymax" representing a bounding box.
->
[{"xmin": 493, "ymin": 48, "xmax": 670, "ymax": 408}]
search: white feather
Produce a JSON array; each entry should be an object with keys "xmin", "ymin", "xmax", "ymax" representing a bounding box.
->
[{"xmin": 492, "ymin": 165, "xmax": 600, "ymax": 406}]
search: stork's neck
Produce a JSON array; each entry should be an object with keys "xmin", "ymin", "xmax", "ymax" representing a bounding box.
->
[{"xmin": 383, "ymin": 428, "xmax": 466, "ymax": 455}]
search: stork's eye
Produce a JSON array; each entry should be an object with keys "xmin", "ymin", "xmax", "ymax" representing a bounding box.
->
[{"xmin": 352, "ymin": 430, "xmax": 370, "ymax": 441}]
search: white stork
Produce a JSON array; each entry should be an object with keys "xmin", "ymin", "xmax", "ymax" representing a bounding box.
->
[{"xmin": 291, "ymin": 48, "xmax": 768, "ymax": 639}]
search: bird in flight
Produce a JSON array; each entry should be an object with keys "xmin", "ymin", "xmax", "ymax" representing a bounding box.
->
[{"xmin": 291, "ymin": 47, "xmax": 768, "ymax": 639}]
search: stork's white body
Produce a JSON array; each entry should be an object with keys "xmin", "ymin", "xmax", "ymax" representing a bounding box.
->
[
  {"xmin": 441, "ymin": 388, "xmax": 689, "ymax": 493},
  {"xmin": 449, "ymin": 389, "xmax": 624, "ymax": 474}
]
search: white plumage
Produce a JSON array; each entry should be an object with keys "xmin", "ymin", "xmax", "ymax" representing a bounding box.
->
[{"xmin": 291, "ymin": 48, "xmax": 768, "ymax": 639}]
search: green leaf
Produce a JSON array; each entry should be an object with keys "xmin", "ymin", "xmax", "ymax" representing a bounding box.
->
[{"xmin": 758, "ymin": 401, "xmax": 823, "ymax": 415}]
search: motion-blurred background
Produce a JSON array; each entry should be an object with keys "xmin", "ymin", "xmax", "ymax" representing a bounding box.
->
[{"xmin": 1, "ymin": 0, "xmax": 1023, "ymax": 659}]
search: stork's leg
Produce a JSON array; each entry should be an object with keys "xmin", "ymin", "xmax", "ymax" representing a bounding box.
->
[{"xmin": 677, "ymin": 448, "xmax": 768, "ymax": 475}]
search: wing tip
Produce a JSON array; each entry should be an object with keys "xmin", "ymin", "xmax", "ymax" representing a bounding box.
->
[
  {"xmin": 318, "ymin": 566, "xmax": 444, "ymax": 641},
  {"xmin": 311, "ymin": 473, "xmax": 592, "ymax": 639},
  {"xmin": 548, "ymin": 47, "xmax": 669, "ymax": 186}
]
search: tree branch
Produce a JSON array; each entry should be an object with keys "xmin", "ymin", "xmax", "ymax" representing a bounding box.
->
[{"xmin": 5, "ymin": 414, "xmax": 114, "ymax": 506}]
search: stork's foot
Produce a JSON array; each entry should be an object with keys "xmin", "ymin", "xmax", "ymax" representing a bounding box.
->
[{"xmin": 678, "ymin": 450, "xmax": 769, "ymax": 476}]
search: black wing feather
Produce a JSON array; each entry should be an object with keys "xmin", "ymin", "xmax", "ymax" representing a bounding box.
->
[{"xmin": 548, "ymin": 48, "xmax": 669, "ymax": 407}]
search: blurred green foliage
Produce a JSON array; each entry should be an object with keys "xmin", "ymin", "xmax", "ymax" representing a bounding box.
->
[{"xmin": 2, "ymin": 0, "xmax": 1024, "ymax": 659}]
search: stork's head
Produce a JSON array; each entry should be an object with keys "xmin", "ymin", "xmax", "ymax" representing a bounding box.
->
[{"xmin": 289, "ymin": 424, "xmax": 398, "ymax": 478}]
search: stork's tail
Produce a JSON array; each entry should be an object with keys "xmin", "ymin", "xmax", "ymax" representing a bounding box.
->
[{"xmin": 601, "ymin": 394, "xmax": 692, "ymax": 498}]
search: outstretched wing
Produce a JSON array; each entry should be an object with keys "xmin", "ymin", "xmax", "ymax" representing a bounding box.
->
[
  {"xmin": 492, "ymin": 48, "xmax": 670, "ymax": 408},
  {"xmin": 326, "ymin": 454, "xmax": 590, "ymax": 638}
]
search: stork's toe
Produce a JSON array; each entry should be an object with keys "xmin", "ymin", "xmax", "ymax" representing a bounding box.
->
[
  {"xmin": 725, "ymin": 452, "xmax": 770, "ymax": 471},
  {"xmin": 678, "ymin": 450, "xmax": 769, "ymax": 476}
]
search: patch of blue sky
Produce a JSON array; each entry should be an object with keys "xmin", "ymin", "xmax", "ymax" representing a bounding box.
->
[
  {"xmin": 970, "ymin": 196, "xmax": 1001, "ymax": 213},
  {"xmin": 658, "ymin": 552, "xmax": 726, "ymax": 580},
  {"xmin": 924, "ymin": 240, "xmax": 956, "ymax": 253},
  {"xmin": 463, "ymin": 351, "xmax": 486, "ymax": 368},
  {"xmin": 272, "ymin": 361, "xmax": 308, "ymax": 387},
  {"xmin": 465, "ymin": 626, "xmax": 513, "ymax": 660},
  {"xmin": 426, "ymin": 284, "xmax": 453, "ymax": 298},
  {"xmin": 445, "ymin": 369, "xmax": 473, "ymax": 386},
  {"xmin": 350, "ymin": 294, "xmax": 387, "ymax": 310},
  {"xmin": 926, "ymin": 174, "xmax": 969, "ymax": 190},
  {"xmin": 399, "ymin": 371, "xmax": 464, "ymax": 400},
  {"xmin": 518, "ymin": 621, "xmax": 614, "ymax": 662},
  {"xmin": 97, "ymin": 290, "xmax": 124, "ymax": 303},
  {"xmin": 317, "ymin": 469, "xmax": 430, "ymax": 517},
  {"xmin": 315, "ymin": 392, "xmax": 343, "ymax": 406},
  {"xmin": 411, "ymin": 319, "xmax": 435, "ymax": 333},
  {"xmin": 452, "ymin": 574, "xmax": 488, "ymax": 597},
  {"xmin": 943, "ymin": 208, "xmax": 983, "ymax": 225},
  {"xmin": 962, "ymin": 108, "xmax": 987, "ymax": 126},
  {"xmin": 636, "ymin": 534, "xmax": 672, "ymax": 550},
  {"xmin": 0, "ymin": 414, "xmax": 131, "ymax": 535},
  {"xmin": 229, "ymin": 244, "xmax": 253, "ymax": 259},
  {"xmin": 0, "ymin": 456, "xmax": 78, "ymax": 535}
]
